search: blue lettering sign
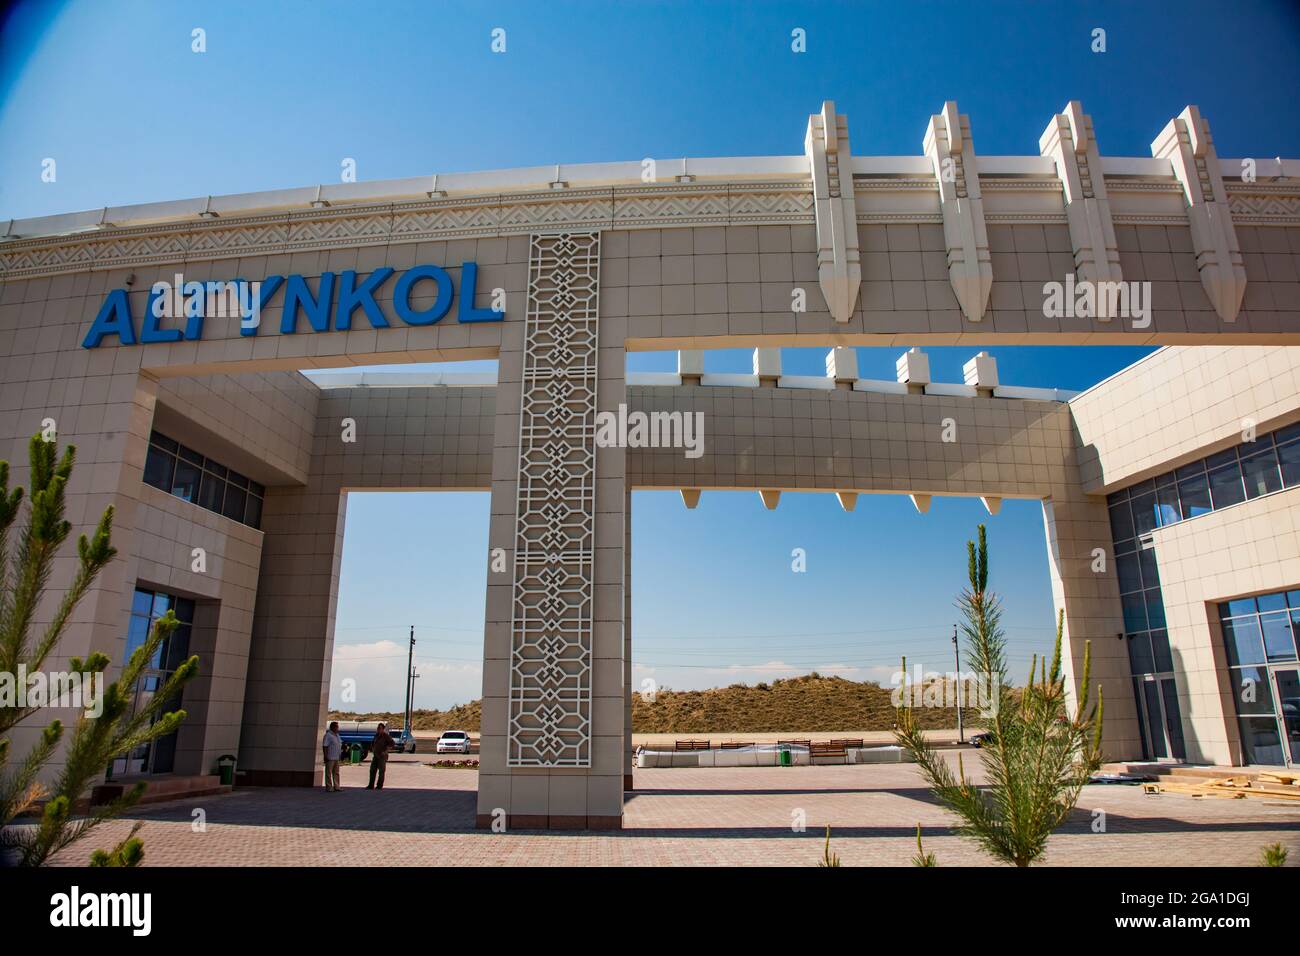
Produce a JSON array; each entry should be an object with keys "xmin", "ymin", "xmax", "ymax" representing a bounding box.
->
[{"xmin": 81, "ymin": 262, "xmax": 503, "ymax": 348}]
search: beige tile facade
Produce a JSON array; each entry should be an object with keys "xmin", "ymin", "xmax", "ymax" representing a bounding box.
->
[{"xmin": 3, "ymin": 103, "xmax": 1300, "ymax": 822}]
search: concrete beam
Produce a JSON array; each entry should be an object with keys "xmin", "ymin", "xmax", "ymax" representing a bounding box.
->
[
  {"xmin": 836, "ymin": 491, "xmax": 858, "ymax": 512},
  {"xmin": 759, "ymin": 489, "xmax": 782, "ymax": 510},
  {"xmin": 680, "ymin": 488, "xmax": 701, "ymax": 509},
  {"xmin": 910, "ymin": 493, "xmax": 932, "ymax": 514},
  {"xmin": 981, "ymin": 496, "xmax": 1002, "ymax": 516}
]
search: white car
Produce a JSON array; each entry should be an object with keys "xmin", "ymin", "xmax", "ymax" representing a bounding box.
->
[{"xmin": 436, "ymin": 730, "xmax": 472, "ymax": 754}]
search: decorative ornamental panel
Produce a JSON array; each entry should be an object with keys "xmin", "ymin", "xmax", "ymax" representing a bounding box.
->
[{"xmin": 508, "ymin": 232, "xmax": 601, "ymax": 767}]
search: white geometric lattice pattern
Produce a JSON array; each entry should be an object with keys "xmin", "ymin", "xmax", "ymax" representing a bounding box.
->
[{"xmin": 508, "ymin": 232, "xmax": 601, "ymax": 767}]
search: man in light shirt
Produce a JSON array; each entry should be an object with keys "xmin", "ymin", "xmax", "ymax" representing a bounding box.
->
[{"xmin": 322, "ymin": 721, "xmax": 343, "ymax": 792}]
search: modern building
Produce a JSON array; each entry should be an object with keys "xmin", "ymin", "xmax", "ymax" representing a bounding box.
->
[{"xmin": 1, "ymin": 100, "xmax": 1298, "ymax": 828}]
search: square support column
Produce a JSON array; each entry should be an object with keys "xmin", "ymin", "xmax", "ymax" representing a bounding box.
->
[{"xmin": 477, "ymin": 231, "xmax": 626, "ymax": 830}]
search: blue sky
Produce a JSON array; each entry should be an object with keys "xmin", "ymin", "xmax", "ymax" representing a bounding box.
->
[{"xmin": 3, "ymin": 1, "xmax": 1297, "ymax": 710}]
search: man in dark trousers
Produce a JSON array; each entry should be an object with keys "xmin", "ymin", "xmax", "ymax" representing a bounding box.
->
[{"xmin": 367, "ymin": 722, "xmax": 394, "ymax": 790}]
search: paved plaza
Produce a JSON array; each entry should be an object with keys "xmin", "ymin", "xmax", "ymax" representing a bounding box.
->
[{"xmin": 46, "ymin": 753, "xmax": 1300, "ymax": 867}]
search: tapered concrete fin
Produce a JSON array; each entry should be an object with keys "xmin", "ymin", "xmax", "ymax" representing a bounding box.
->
[
  {"xmin": 836, "ymin": 491, "xmax": 858, "ymax": 512},
  {"xmin": 981, "ymin": 496, "xmax": 1002, "ymax": 516},
  {"xmin": 680, "ymin": 488, "xmax": 701, "ymax": 509},
  {"xmin": 805, "ymin": 101, "xmax": 862, "ymax": 323},
  {"xmin": 1039, "ymin": 100, "xmax": 1122, "ymax": 299},
  {"xmin": 1151, "ymin": 105, "xmax": 1247, "ymax": 323},
  {"xmin": 923, "ymin": 100, "xmax": 992, "ymax": 322},
  {"xmin": 910, "ymin": 493, "xmax": 932, "ymax": 514},
  {"xmin": 759, "ymin": 490, "xmax": 782, "ymax": 510}
]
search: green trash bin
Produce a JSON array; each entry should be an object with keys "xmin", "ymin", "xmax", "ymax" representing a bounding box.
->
[
  {"xmin": 349, "ymin": 743, "xmax": 363, "ymax": 765},
  {"xmin": 779, "ymin": 748, "xmax": 792, "ymax": 767},
  {"xmin": 216, "ymin": 754, "xmax": 236, "ymax": 786}
]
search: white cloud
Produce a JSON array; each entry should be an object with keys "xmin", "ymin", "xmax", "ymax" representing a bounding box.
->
[{"xmin": 330, "ymin": 640, "xmax": 481, "ymax": 712}]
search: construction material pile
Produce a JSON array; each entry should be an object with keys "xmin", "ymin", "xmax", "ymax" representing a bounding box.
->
[{"xmin": 1142, "ymin": 770, "xmax": 1300, "ymax": 801}]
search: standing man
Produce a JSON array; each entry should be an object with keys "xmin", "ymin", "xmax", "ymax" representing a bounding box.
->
[
  {"xmin": 322, "ymin": 721, "xmax": 343, "ymax": 792},
  {"xmin": 367, "ymin": 722, "xmax": 394, "ymax": 790}
]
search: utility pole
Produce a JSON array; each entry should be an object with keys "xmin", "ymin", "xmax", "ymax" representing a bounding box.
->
[
  {"xmin": 952, "ymin": 624, "xmax": 965, "ymax": 744},
  {"xmin": 404, "ymin": 625, "xmax": 415, "ymax": 733}
]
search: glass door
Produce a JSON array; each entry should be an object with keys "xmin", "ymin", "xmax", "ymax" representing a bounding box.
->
[
  {"xmin": 1134, "ymin": 674, "xmax": 1186, "ymax": 762},
  {"xmin": 1271, "ymin": 669, "xmax": 1300, "ymax": 768}
]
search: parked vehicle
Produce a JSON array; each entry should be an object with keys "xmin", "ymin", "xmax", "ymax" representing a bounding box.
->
[
  {"xmin": 436, "ymin": 730, "xmax": 472, "ymax": 754},
  {"xmin": 332, "ymin": 720, "xmax": 414, "ymax": 758},
  {"xmin": 970, "ymin": 731, "xmax": 994, "ymax": 748},
  {"xmin": 389, "ymin": 727, "xmax": 417, "ymax": 754}
]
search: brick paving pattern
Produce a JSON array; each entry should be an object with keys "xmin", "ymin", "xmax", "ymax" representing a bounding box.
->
[{"xmin": 46, "ymin": 755, "xmax": 1300, "ymax": 866}]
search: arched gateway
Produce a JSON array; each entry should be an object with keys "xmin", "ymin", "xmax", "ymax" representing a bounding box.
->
[{"xmin": 3, "ymin": 101, "xmax": 1299, "ymax": 828}]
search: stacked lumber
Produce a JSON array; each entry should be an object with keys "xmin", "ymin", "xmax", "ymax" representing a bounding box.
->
[{"xmin": 1142, "ymin": 773, "xmax": 1300, "ymax": 801}]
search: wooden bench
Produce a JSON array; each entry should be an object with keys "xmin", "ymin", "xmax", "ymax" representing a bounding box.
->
[
  {"xmin": 674, "ymin": 739, "xmax": 711, "ymax": 751},
  {"xmin": 831, "ymin": 738, "xmax": 864, "ymax": 750},
  {"xmin": 777, "ymin": 739, "xmax": 812, "ymax": 750},
  {"xmin": 810, "ymin": 741, "xmax": 848, "ymax": 763},
  {"xmin": 719, "ymin": 741, "xmax": 747, "ymax": 750}
]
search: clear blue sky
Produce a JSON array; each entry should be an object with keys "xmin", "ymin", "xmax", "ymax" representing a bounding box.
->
[{"xmin": 4, "ymin": 1, "xmax": 1297, "ymax": 711}]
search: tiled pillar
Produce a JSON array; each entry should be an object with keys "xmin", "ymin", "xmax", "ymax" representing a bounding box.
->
[
  {"xmin": 624, "ymin": 488, "xmax": 634, "ymax": 791},
  {"xmin": 476, "ymin": 232, "xmax": 626, "ymax": 830},
  {"xmin": 238, "ymin": 485, "xmax": 346, "ymax": 785},
  {"xmin": 1041, "ymin": 492, "xmax": 1141, "ymax": 760},
  {"xmin": 0, "ymin": 347, "xmax": 158, "ymax": 778}
]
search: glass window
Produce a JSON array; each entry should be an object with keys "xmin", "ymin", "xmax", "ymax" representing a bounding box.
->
[
  {"xmin": 1231, "ymin": 666, "xmax": 1275, "ymax": 715},
  {"xmin": 1108, "ymin": 502, "xmax": 1135, "ymax": 544},
  {"xmin": 1205, "ymin": 448, "xmax": 1238, "ymax": 471},
  {"xmin": 1138, "ymin": 547, "xmax": 1160, "ymax": 590},
  {"xmin": 1241, "ymin": 448, "xmax": 1281, "ymax": 499},
  {"xmin": 1258, "ymin": 592, "xmax": 1288, "ymax": 612},
  {"xmin": 1224, "ymin": 596, "xmax": 1258, "ymax": 617},
  {"xmin": 1260, "ymin": 612, "xmax": 1297, "ymax": 662},
  {"xmin": 1222, "ymin": 615, "xmax": 1266, "ymax": 666},
  {"xmin": 125, "ymin": 614, "xmax": 150, "ymax": 659},
  {"xmin": 1116, "ymin": 552, "xmax": 1143, "ymax": 594},
  {"xmin": 197, "ymin": 472, "xmax": 225, "ymax": 513},
  {"xmin": 222, "ymin": 483, "xmax": 247, "ymax": 522},
  {"xmin": 1142, "ymin": 680, "xmax": 1168, "ymax": 758},
  {"xmin": 149, "ymin": 431, "xmax": 178, "ymax": 453},
  {"xmin": 1238, "ymin": 716, "xmax": 1284, "ymax": 766},
  {"xmin": 172, "ymin": 459, "xmax": 201, "ymax": 502},
  {"xmin": 1145, "ymin": 589, "xmax": 1166, "ymax": 630},
  {"xmin": 131, "ymin": 588, "xmax": 154, "ymax": 617},
  {"xmin": 142, "ymin": 444, "xmax": 175, "ymax": 492},
  {"xmin": 1150, "ymin": 629, "xmax": 1173, "ymax": 672},
  {"xmin": 1208, "ymin": 464, "xmax": 1245, "ymax": 509},
  {"xmin": 1177, "ymin": 473, "xmax": 1212, "ymax": 519},
  {"xmin": 1278, "ymin": 438, "xmax": 1300, "ymax": 487},
  {"xmin": 1130, "ymin": 491, "xmax": 1158, "ymax": 536},
  {"xmin": 1161, "ymin": 678, "xmax": 1186, "ymax": 760},
  {"xmin": 245, "ymin": 494, "xmax": 263, "ymax": 530},
  {"xmin": 1154, "ymin": 482, "xmax": 1180, "ymax": 527},
  {"xmin": 1122, "ymin": 592, "xmax": 1149, "ymax": 633},
  {"xmin": 1127, "ymin": 633, "xmax": 1154, "ymax": 674}
]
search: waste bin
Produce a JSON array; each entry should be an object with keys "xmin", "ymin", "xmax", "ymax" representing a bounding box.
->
[
  {"xmin": 779, "ymin": 748, "xmax": 792, "ymax": 767},
  {"xmin": 349, "ymin": 743, "xmax": 363, "ymax": 765},
  {"xmin": 216, "ymin": 754, "xmax": 237, "ymax": 786}
]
